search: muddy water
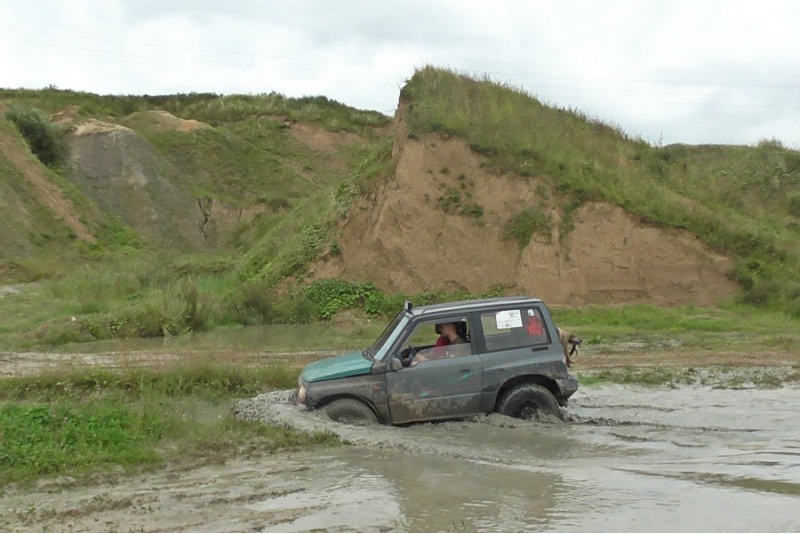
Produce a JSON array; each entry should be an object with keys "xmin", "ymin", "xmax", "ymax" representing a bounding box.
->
[
  {"xmin": 235, "ymin": 385, "xmax": 800, "ymax": 532},
  {"xmin": 3, "ymin": 384, "xmax": 799, "ymax": 532}
]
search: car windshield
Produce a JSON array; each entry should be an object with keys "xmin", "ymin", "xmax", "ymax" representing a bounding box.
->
[{"xmin": 365, "ymin": 311, "xmax": 408, "ymax": 359}]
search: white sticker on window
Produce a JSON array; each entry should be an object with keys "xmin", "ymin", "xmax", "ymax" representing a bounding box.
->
[{"xmin": 495, "ymin": 309, "xmax": 522, "ymax": 329}]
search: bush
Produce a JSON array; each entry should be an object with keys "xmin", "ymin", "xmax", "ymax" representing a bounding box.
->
[
  {"xmin": 268, "ymin": 295, "xmax": 319, "ymax": 323},
  {"xmin": 788, "ymin": 296, "xmax": 800, "ymax": 319},
  {"xmin": 739, "ymin": 278, "xmax": 781, "ymax": 307},
  {"xmin": 4, "ymin": 104, "xmax": 65, "ymax": 167},
  {"xmin": 306, "ymin": 279, "xmax": 382, "ymax": 319},
  {"xmin": 234, "ymin": 281, "xmax": 275, "ymax": 325},
  {"xmin": 788, "ymin": 193, "xmax": 800, "ymax": 218},
  {"xmin": 180, "ymin": 281, "xmax": 211, "ymax": 332},
  {"xmin": 504, "ymin": 207, "xmax": 553, "ymax": 248}
]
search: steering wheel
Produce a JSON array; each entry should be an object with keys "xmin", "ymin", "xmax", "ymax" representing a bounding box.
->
[{"xmin": 401, "ymin": 344, "xmax": 417, "ymax": 367}]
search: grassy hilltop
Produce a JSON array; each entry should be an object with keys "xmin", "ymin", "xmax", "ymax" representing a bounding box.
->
[{"xmin": 1, "ymin": 67, "xmax": 799, "ymax": 350}]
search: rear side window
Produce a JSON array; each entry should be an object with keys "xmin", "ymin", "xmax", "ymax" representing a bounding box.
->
[{"xmin": 479, "ymin": 307, "xmax": 550, "ymax": 352}]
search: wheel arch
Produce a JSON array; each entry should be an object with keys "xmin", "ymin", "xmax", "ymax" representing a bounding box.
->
[
  {"xmin": 493, "ymin": 374, "xmax": 561, "ymax": 411},
  {"xmin": 317, "ymin": 394, "xmax": 383, "ymax": 422}
]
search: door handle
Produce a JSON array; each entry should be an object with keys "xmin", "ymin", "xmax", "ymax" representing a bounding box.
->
[{"xmin": 459, "ymin": 368, "xmax": 472, "ymax": 373}]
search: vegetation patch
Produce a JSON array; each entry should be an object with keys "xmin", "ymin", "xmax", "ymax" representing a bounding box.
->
[
  {"xmin": 0, "ymin": 364, "xmax": 340, "ymax": 487},
  {"xmin": 435, "ymin": 174, "xmax": 484, "ymax": 221},
  {"xmin": 504, "ymin": 207, "xmax": 553, "ymax": 248},
  {"xmin": 4, "ymin": 104, "xmax": 65, "ymax": 168},
  {"xmin": 306, "ymin": 279, "xmax": 387, "ymax": 320},
  {"xmin": 788, "ymin": 192, "xmax": 800, "ymax": 217}
]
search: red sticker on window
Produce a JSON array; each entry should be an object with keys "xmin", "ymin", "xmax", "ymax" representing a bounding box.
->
[{"xmin": 526, "ymin": 316, "xmax": 544, "ymax": 336}]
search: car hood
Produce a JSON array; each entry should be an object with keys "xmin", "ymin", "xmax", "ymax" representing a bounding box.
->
[{"xmin": 301, "ymin": 350, "xmax": 373, "ymax": 382}]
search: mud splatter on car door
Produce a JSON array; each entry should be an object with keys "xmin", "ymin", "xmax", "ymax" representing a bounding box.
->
[{"xmin": 386, "ymin": 353, "xmax": 483, "ymax": 423}]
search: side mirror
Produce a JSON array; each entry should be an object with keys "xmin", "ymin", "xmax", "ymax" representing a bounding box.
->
[{"xmin": 390, "ymin": 357, "xmax": 404, "ymax": 371}]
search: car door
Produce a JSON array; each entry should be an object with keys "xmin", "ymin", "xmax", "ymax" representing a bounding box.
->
[
  {"xmin": 475, "ymin": 305, "xmax": 560, "ymax": 402},
  {"xmin": 385, "ymin": 315, "xmax": 482, "ymax": 424}
]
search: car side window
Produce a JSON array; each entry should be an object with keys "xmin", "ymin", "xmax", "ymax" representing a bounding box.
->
[
  {"xmin": 401, "ymin": 316, "xmax": 473, "ymax": 364},
  {"xmin": 480, "ymin": 307, "xmax": 550, "ymax": 352}
]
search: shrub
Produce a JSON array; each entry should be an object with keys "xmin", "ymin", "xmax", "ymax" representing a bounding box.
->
[
  {"xmin": 4, "ymin": 104, "xmax": 65, "ymax": 167},
  {"xmin": 437, "ymin": 186, "xmax": 462, "ymax": 213},
  {"xmin": 788, "ymin": 192, "xmax": 800, "ymax": 217},
  {"xmin": 233, "ymin": 281, "xmax": 274, "ymax": 325},
  {"xmin": 268, "ymin": 295, "xmax": 318, "ymax": 323},
  {"xmin": 504, "ymin": 207, "xmax": 553, "ymax": 248},
  {"xmin": 739, "ymin": 278, "xmax": 781, "ymax": 307},
  {"xmin": 459, "ymin": 203, "xmax": 484, "ymax": 218},
  {"xmin": 180, "ymin": 281, "xmax": 211, "ymax": 332},
  {"xmin": 788, "ymin": 296, "xmax": 800, "ymax": 319},
  {"xmin": 306, "ymin": 279, "xmax": 382, "ymax": 320}
]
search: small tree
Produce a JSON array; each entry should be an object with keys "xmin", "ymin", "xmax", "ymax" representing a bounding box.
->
[{"xmin": 4, "ymin": 104, "xmax": 65, "ymax": 167}]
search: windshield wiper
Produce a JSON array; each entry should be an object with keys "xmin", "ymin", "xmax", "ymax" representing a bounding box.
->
[{"xmin": 361, "ymin": 348, "xmax": 373, "ymax": 361}]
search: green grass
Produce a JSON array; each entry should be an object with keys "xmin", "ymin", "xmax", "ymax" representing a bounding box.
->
[
  {"xmin": 2, "ymin": 260, "xmax": 797, "ymax": 355},
  {"xmin": 549, "ymin": 302, "xmax": 800, "ymax": 352},
  {"xmin": 0, "ymin": 89, "xmax": 390, "ymax": 133},
  {"xmin": 551, "ymin": 302, "xmax": 797, "ymax": 334},
  {"xmin": 504, "ymin": 207, "xmax": 553, "ymax": 247},
  {"xmin": 0, "ymin": 364, "xmax": 299, "ymax": 400},
  {"xmin": 0, "ymin": 364, "xmax": 339, "ymax": 488}
]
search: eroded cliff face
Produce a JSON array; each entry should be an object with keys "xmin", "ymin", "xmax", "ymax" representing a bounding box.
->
[
  {"xmin": 309, "ymin": 106, "xmax": 738, "ymax": 306},
  {"xmin": 66, "ymin": 118, "xmax": 208, "ymax": 250}
]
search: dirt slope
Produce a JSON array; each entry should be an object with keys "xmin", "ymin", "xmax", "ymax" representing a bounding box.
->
[
  {"xmin": 0, "ymin": 124, "xmax": 97, "ymax": 250},
  {"xmin": 65, "ymin": 118, "xmax": 207, "ymax": 250},
  {"xmin": 310, "ymin": 108, "xmax": 738, "ymax": 306},
  {"xmin": 1, "ymin": 97, "xmax": 741, "ymax": 305}
]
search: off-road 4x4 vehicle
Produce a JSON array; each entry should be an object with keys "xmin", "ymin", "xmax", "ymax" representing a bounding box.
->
[{"xmin": 292, "ymin": 296, "xmax": 578, "ymax": 425}]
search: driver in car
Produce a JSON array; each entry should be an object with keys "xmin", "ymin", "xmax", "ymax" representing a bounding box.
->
[{"xmin": 412, "ymin": 322, "xmax": 467, "ymax": 364}]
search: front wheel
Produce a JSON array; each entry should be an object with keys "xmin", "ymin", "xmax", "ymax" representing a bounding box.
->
[
  {"xmin": 497, "ymin": 383, "xmax": 564, "ymax": 421},
  {"xmin": 325, "ymin": 398, "xmax": 378, "ymax": 425}
]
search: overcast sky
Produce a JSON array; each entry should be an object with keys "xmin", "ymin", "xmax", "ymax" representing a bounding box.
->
[{"xmin": 2, "ymin": 1, "xmax": 799, "ymax": 148}]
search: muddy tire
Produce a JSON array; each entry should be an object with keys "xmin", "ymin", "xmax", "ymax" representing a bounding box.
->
[
  {"xmin": 496, "ymin": 383, "xmax": 564, "ymax": 421},
  {"xmin": 325, "ymin": 398, "xmax": 378, "ymax": 425}
]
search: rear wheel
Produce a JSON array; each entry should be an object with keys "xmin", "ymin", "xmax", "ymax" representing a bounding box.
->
[
  {"xmin": 325, "ymin": 398, "xmax": 378, "ymax": 425},
  {"xmin": 497, "ymin": 383, "xmax": 564, "ymax": 421}
]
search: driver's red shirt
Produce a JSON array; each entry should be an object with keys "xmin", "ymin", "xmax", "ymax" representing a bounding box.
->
[{"xmin": 433, "ymin": 336, "xmax": 451, "ymax": 348}]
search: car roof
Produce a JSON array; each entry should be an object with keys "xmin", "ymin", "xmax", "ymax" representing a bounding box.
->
[{"xmin": 408, "ymin": 296, "xmax": 543, "ymax": 317}]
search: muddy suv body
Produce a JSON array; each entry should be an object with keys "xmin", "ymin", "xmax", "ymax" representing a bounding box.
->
[{"xmin": 293, "ymin": 296, "xmax": 578, "ymax": 425}]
